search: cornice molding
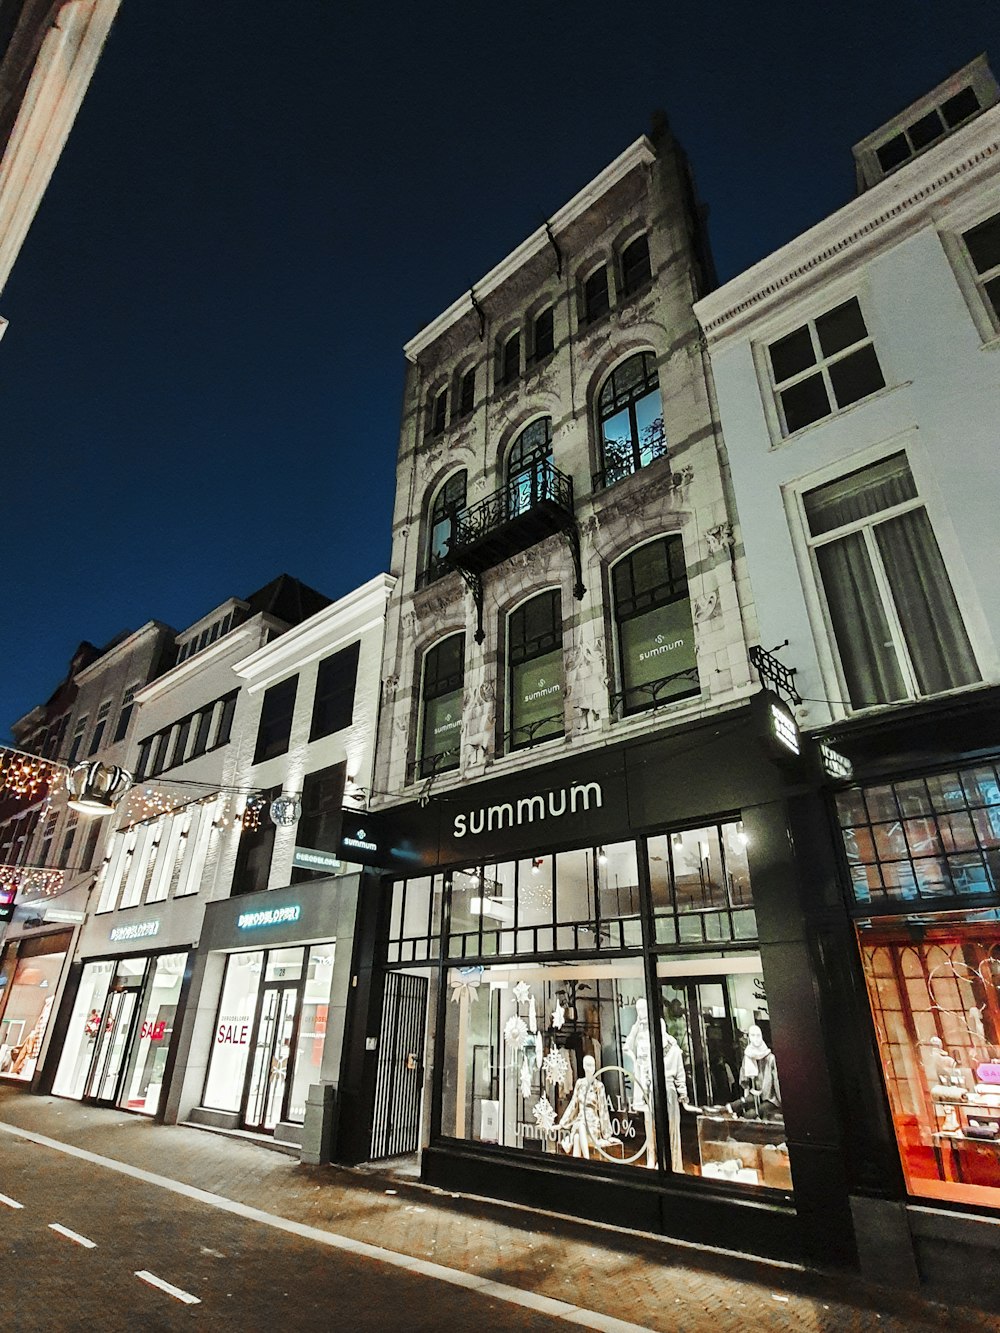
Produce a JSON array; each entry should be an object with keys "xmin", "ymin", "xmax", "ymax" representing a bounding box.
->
[
  {"xmin": 73, "ymin": 621, "xmax": 173, "ymax": 685},
  {"xmin": 695, "ymin": 106, "xmax": 1000, "ymax": 344},
  {"xmin": 403, "ymin": 138, "xmax": 656, "ymax": 363}
]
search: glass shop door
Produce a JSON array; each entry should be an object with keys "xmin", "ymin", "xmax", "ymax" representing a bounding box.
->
[
  {"xmin": 83, "ymin": 973, "xmax": 144, "ymax": 1105},
  {"xmin": 242, "ymin": 983, "xmax": 299, "ymax": 1132}
]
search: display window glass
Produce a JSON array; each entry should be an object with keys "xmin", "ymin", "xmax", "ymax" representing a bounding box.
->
[
  {"xmin": 647, "ymin": 821, "xmax": 756, "ymax": 945},
  {"xmin": 287, "ymin": 946, "xmax": 336, "ymax": 1122},
  {"xmin": 203, "ymin": 952, "xmax": 264, "ymax": 1113},
  {"xmin": 858, "ymin": 915, "xmax": 1000, "ymax": 1209},
  {"xmin": 202, "ymin": 944, "xmax": 337, "ymax": 1129},
  {"xmin": 655, "ymin": 955, "xmax": 789, "ymax": 1191},
  {"xmin": 0, "ymin": 950, "xmax": 66, "ymax": 1081},
  {"xmin": 52, "ymin": 961, "xmax": 115, "ymax": 1099},
  {"xmin": 441, "ymin": 960, "xmax": 660, "ymax": 1169},
  {"xmin": 836, "ymin": 766, "xmax": 1000, "ymax": 911},
  {"xmin": 119, "ymin": 952, "xmax": 186, "ymax": 1115}
]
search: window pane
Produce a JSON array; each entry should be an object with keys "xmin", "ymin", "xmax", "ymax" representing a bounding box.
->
[
  {"xmin": 964, "ymin": 214, "xmax": 1000, "ymax": 276},
  {"xmin": 421, "ymin": 687, "xmax": 462, "ymax": 774},
  {"xmin": 556, "ymin": 848, "xmax": 596, "ymax": 924},
  {"xmin": 803, "ymin": 453, "xmax": 916, "ymax": 536},
  {"xmin": 815, "ymin": 533, "xmax": 907, "ymax": 706},
  {"xmin": 203, "ymin": 954, "xmax": 263, "ymax": 1112},
  {"xmin": 533, "ymin": 308, "xmax": 554, "ymax": 359},
  {"xmin": 780, "ymin": 373, "xmax": 830, "ymax": 432},
  {"xmin": 768, "ymin": 325, "xmax": 815, "ymax": 383},
  {"xmin": 510, "ymin": 647, "xmax": 563, "ymax": 748},
  {"xmin": 815, "ymin": 298, "xmax": 869, "ymax": 357},
  {"xmin": 597, "ymin": 841, "xmax": 640, "ymax": 924},
  {"xmin": 619, "ymin": 598, "xmax": 697, "ymax": 711},
  {"xmin": 984, "ymin": 275, "xmax": 1000, "ymax": 320},
  {"xmin": 907, "ymin": 108, "xmax": 944, "ymax": 150},
  {"xmin": 876, "ymin": 133, "xmax": 910, "ymax": 172},
  {"xmin": 941, "ymin": 85, "xmax": 979, "ymax": 127},
  {"xmin": 670, "ymin": 827, "xmax": 726, "ymax": 913},
  {"xmin": 635, "ymin": 389, "xmax": 665, "ymax": 465},
  {"xmin": 584, "ymin": 269, "xmax": 609, "ymax": 320},
  {"xmin": 621, "ymin": 236, "xmax": 651, "ymax": 293},
  {"xmin": 286, "ymin": 947, "xmax": 336, "ymax": 1122},
  {"xmin": 828, "ymin": 344, "xmax": 885, "ymax": 409},
  {"xmin": 874, "ymin": 509, "xmax": 980, "ymax": 695}
]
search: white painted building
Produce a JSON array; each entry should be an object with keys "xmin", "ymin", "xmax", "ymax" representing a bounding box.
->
[{"xmin": 695, "ymin": 56, "xmax": 1000, "ymax": 1304}]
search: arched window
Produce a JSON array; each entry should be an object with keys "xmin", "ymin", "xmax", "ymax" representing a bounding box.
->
[
  {"xmin": 506, "ymin": 590, "xmax": 563, "ymax": 751},
  {"xmin": 506, "ymin": 418, "xmax": 552, "ymax": 517},
  {"xmin": 611, "ymin": 536, "xmax": 698, "ymax": 715},
  {"xmin": 596, "ymin": 352, "xmax": 665, "ymax": 490},
  {"xmin": 425, "ymin": 471, "xmax": 467, "ymax": 584},
  {"xmin": 620, "ymin": 234, "xmax": 651, "ymax": 297},
  {"xmin": 419, "ymin": 634, "xmax": 465, "ymax": 777}
]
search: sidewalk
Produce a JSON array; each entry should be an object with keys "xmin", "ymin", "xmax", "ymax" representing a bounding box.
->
[{"xmin": 0, "ymin": 1087, "xmax": 990, "ymax": 1333}]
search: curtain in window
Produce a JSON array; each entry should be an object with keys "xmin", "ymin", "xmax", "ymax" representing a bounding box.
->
[
  {"xmin": 875, "ymin": 510, "xmax": 981, "ymax": 695},
  {"xmin": 804, "ymin": 453, "xmax": 915, "ymax": 536},
  {"xmin": 816, "ymin": 534, "xmax": 906, "ymax": 705}
]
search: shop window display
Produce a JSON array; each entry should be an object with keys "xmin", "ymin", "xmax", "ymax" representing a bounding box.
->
[
  {"xmin": 52, "ymin": 960, "xmax": 116, "ymax": 1099},
  {"xmin": 118, "ymin": 952, "xmax": 186, "ymax": 1115},
  {"xmin": 0, "ymin": 949, "xmax": 66, "ymax": 1081},
  {"xmin": 858, "ymin": 915, "xmax": 1000, "ymax": 1208},
  {"xmin": 442, "ymin": 961, "xmax": 660, "ymax": 1167},
  {"xmin": 202, "ymin": 945, "xmax": 336, "ymax": 1129}
]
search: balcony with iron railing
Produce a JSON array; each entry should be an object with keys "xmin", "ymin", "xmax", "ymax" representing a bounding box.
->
[{"xmin": 445, "ymin": 458, "xmax": 585, "ymax": 642}]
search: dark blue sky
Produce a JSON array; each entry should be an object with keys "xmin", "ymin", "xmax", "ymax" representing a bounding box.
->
[{"xmin": 2, "ymin": 1, "xmax": 998, "ymax": 737}]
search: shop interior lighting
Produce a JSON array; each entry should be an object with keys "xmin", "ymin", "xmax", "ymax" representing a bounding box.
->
[
  {"xmin": 531, "ymin": 857, "xmax": 543, "ymax": 875},
  {"xmin": 469, "ymin": 895, "xmax": 515, "ymax": 922},
  {"xmin": 598, "ymin": 847, "xmax": 608, "ymax": 866}
]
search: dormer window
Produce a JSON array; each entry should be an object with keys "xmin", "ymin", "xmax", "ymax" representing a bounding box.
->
[{"xmin": 871, "ymin": 84, "xmax": 982, "ymax": 178}]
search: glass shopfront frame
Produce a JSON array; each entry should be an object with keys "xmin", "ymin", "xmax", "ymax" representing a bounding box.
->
[
  {"xmin": 201, "ymin": 943, "xmax": 336, "ymax": 1132},
  {"xmin": 52, "ymin": 949, "xmax": 189, "ymax": 1115},
  {"xmin": 386, "ymin": 816, "xmax": 791, "ymax": 1200}
]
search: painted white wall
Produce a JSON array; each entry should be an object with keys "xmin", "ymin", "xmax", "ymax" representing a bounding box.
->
[{"xmin": 696, "ymin": 103, "xmax": 1000, "ymax": 729}]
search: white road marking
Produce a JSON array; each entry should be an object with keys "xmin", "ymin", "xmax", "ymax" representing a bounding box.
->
[
  {"xmin": 135, "ymin": 1270, "xmax": 201, "ymax": 1305},
  {"xmin": 0, "ymin": 1120, "xmax": 656, "ymax": 1333},
  {"xmin": 49, "ymin": 1222, "xmax": 96, "ymax": 1248},
  {"xmin": 0, "ymin": 1192, "xmax": 23, "ymax": 1209}
]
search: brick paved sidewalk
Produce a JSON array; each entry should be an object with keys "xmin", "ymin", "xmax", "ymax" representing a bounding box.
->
[{"xmin": 0, "ymin": 1087, "xmax": 989, "ymax": 1333}]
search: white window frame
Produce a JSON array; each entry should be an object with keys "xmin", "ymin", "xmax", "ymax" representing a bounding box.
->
[
  {"xmin": 146, "ymin": 814, "xmax": 184, "ymax": 904},
  {"xmin": 939, "ymin": 189, "xmax": 1000, "ymax": 346},
  {"xmin": 762, "ymin": 293, "xmax": 885, "ymax": 439},
  {"xmin": 783, "ymin": 437, "xmax": 987, "ymax": 718},
  {"xmin": 96, "ymin": 827, "xmax": 137, "ymax": 913},
  {"xmin": 119, "ymin": 822, "xmax": 159, "ymax": 909},
  {"xmin": 174, "ymin": 800, "xmax": 217, "ymax": 898}
]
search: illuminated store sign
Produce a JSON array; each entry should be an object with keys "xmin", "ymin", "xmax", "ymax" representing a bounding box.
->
[
  {"xmin": 454, "ymin": 781, "xmax": 604, "ymax": 839},
  {"xmin": 819, "ymin": 741, "xmax": 853, "ymax": 781},
  {"xmin": 342, "ymin": 827, "xmax": 378, "ymax": 853},
  {"xmin": 237, "ymin": 905, "xmax": 301, "ymax": 930},
  {"xmin": 292, "ymin": 847, "xmax": 341, "ymax": 873},
  {"xmin": 770, "ymin": 702, "xmax": 800, "ymax": 756},
  {"xmin": 109, "ymin": 920, "xmax": 160, "ymax": 943}
]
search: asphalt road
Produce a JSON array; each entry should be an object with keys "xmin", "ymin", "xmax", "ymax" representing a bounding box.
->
[{"xmin": 0, "ymin": 1131, "xmax": 580, "ymax": 1332}]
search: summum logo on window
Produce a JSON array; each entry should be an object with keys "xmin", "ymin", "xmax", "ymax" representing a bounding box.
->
[{"xmin": 640, "ymin": 634, "xmax": 684, "ymax": 661}]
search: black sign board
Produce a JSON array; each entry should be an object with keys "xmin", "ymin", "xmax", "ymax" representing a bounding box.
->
[{"xmin": 336, "ymin": 807, "xmax": 428, "ymax": 872}]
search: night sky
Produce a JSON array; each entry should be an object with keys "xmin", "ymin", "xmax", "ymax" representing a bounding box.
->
[{"xmin": 2, "ymin": 1, "xmax": 998, "ymax": 739}]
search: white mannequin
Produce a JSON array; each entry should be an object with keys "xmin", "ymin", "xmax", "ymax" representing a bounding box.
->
[
  {"xmin": 556, "ymin": 1054, "xmax": 620, "ymax": 1159},
  {"xmin": 624, "ymin": 997, "xmax": 689, "ymax": 1171}
]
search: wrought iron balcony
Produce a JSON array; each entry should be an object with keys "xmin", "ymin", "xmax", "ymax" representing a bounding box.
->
[
  {"xmin": 450, "ymin": 459, "xmax": 574, "ymax": 572},
  {"xmin": 609, "ymin": 667, "xmax": 700, "ymax": 719},
  {"xmin": 446, "ymin": 459, "xmax": 585, "ymax": 642}
]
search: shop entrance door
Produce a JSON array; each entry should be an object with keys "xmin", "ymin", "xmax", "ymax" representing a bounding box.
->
[
  {"xmin": 242, "ymin": 983, "xmax": 299, "ymax": 1132},
  {"xmin": 84, "ymin": 985, "xmax": 141, "ymax": 1104},
  {"xmin": 370, "ymin": 971, "xmax": 428, "ymax": 1160}
]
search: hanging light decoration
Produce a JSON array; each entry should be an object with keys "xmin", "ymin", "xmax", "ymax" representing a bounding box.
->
[
  {"xmin": 66, "ymin": 762, "xmax": 132, "ymax": 816},
  {"xmin": 269, "ymin": 792, "xmax": 302, "ymax": 827}
]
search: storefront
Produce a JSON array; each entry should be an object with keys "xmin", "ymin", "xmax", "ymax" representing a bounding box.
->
[
  {"xmin": 356, "ymin": 699, "xmax": 856, "ymax": 1265},
  {"xmin": 818, "ymin": 687, "xmax": 1000, "ymax": 1299},
  {"xmin": 51, "ymin": 937, "xmax": 191, "ymax": 1116},
  {"xmin": 178, "ymin": 876, "xmax": 362, "ymax": 1150},
  {"xmin": 0, "ymin": 929, "xmax": 73, "ymax": 1083}
]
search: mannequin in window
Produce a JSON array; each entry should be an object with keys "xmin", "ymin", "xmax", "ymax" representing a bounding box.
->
[
  {"xmin": 624, "ymin": 997, "xmax": 689, "ymax": 1170},
  {"xmin": 557, "ymin": 1054, "xmax": 620, "ymax": 1159},
  {"xmin": 725, "ymin": 1024, "xmax": 781, "ymax": 1121}
]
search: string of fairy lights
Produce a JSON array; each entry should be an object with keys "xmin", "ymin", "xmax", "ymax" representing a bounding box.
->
[{"xmin": 0, "ymin": 745, "xmax": 269, "ymax": 904}]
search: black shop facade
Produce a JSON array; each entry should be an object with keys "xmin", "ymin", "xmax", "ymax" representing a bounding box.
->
[{"xmin": 342, "ymin": 697, "xmax": 868, "ymax": 1268}]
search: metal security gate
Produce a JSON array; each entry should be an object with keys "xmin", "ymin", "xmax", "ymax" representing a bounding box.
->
[{"xmin": 370, "ymin": 972, "xmax": 428, "ymax": 1160}]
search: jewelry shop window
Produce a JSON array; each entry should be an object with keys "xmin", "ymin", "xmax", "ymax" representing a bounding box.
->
[
  {"xmin": 506, "ymin": 590, "xmax": 563, "ymax": 752},
  {"xmin": 857, "ymin": 914, "xmax": 1000, "ymax": 1210}
]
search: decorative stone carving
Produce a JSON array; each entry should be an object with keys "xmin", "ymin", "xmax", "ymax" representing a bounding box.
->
[
  {"xmin": 464, "ymin": 680, "xmax": 496, "ymax": 767},
  {"xmin": 382, "ymin": 674, "xmax": 399, "ymax": 700},
  {"xmin": 692, "ymin": 591, "xmax": 719, "ymax": 622},
  {"xmin": 705, "ymin": 522, "xmax": 735, "ymax": 555},
  {"xmin": 565, "ymin": 636, "xmax": 607, "ymax": 734}
]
